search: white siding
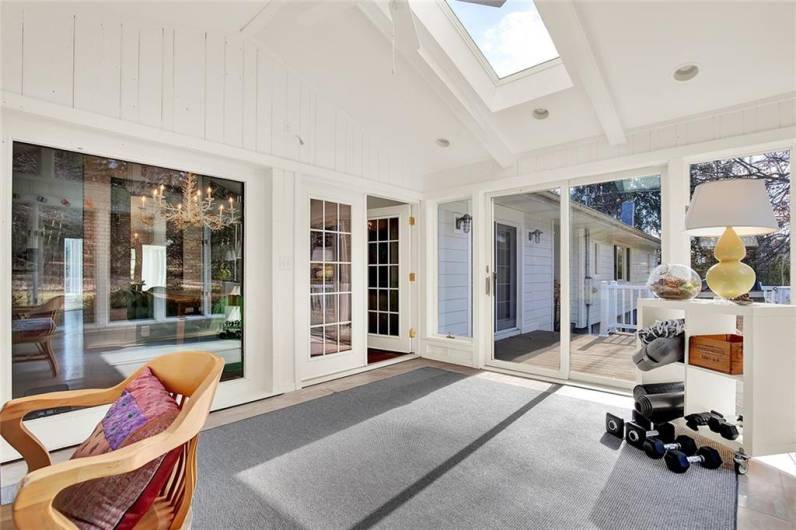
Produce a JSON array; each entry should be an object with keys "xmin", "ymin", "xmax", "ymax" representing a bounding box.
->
[
  {"xmin": 522, "ymin": 214, "xmax": 555, "ymax": 333},
  {"xmin": 437, "ymin": 201, "xmax": 472, "ymax": 337},
  {"xmin": 0, "ymin": 4, "xmax": 420, "ymax": 189}
]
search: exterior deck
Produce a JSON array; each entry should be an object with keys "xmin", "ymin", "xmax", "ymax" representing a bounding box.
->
[{"xmin": 494, "ymin": 330, "xmax": 637, "ymax": 383}]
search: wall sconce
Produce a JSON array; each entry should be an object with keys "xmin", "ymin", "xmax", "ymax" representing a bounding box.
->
[
  {"xmin": 528, "ymin": 229, "xmax": 543, "ymax": 243},
  {"xmin": 455, "ymin": 213, "xmax": 472, "ymax": 234}
]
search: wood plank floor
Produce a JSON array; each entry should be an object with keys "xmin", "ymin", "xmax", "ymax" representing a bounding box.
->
[
  {"xmin": 2, "ymin": 358, "xmax": 793, "ymax": 529},
  {"xmin": 495, "ymin": 330, "xmax": 638, "ymax": 382}
]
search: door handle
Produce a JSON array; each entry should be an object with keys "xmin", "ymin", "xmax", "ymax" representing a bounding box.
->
[{"xmin": 485, "ymin": 275, "xmax": 491, "ymax": 296}]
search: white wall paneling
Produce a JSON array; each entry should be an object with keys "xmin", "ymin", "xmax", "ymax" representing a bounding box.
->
[
  {"xmin": 204, "ymin": 31, "xmax": 226, "ymax": 143},
  {"xmin": 223, "ymin": 36, "xmax": 244, "ymax": 147},
  {"xmin": 74, "ymin": 13, "xmax": 122, "ymax": 117},
  {"xmin": 173, "ymin": 27, "xmax": 206, "ymax": 136},
  {"xmin": 0, "ymin": 3, "xmax": 422, "ymax": 190},
  {"xmin": 22, "ymin": 4, "xmax": 75, "ymax": 106}
]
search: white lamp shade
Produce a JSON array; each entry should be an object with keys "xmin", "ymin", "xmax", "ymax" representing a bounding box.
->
[{"xmin": 685, "ymin": 179, "xmax": 778, "ymax": 237}]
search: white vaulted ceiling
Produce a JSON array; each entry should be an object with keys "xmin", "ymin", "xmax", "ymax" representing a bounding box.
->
[
  {"xmin": 248, "ymin": 0, "xmax": 794, "ymax": 174},
  {"xmin": 5, "ymin": 1, "xmax": 793, "ymax": 179},
  {"xmin": 253, "ymin": 1, "xmax": 492, "ymax": 176}
]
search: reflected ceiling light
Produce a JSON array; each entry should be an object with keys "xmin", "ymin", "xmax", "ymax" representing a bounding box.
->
[
  {"xmin": 673, "ymin": 63, "xmax": 699, "ymax": 82},
  {"xmin": 436, "ymin": 138, "xmax": 451, "ymax": 148},
  {"xmin": 533, "ymin": 108, "xmax": 550, "ymax": 120},
  {"xmin": 455, "ymin": 213, "xmax": 472, "ymax": 233}
]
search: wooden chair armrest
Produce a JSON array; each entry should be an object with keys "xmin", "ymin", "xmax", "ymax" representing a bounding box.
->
[
  {"xmin": 0, "ymin": 385, "xmax": 126, "ymax": 473},
  {"xmin": 14, "ymin": 420, "xmax": 201, "ymax": 529}
]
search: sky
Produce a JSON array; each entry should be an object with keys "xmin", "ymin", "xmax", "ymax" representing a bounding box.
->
[{"xmin": 446, "ymin": 0, "xmax": 559, "ymax": 78}]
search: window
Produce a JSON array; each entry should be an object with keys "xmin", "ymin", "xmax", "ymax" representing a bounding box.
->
[
  {"xmin": 690, "ymin": 151, "xmax": 791, "ymax": 303},
  {"xmin": 445, "ymin": 0, "xmax": 559, "ymax": 79},
  {"xmin": 368, "ymin": 216, "xmax": 399, "ymax": 337},
  {"xmin": 310, "ymin": 199, "xmax": 352, "ymax": 356},
  {"xmin": 437, "ymin": 200, "xmax": 472, "ymax": 337},
  {"xmin": 614, "ymin": 245, "xmax": 631, "ymax": 281},
  {"xmin": 11, "ymin": 143, "xmax": 244, "ymax": 408}
]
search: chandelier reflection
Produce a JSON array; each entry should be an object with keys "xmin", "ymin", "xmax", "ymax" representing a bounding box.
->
[{"xmin": 145, "ymin": 173, "xmax": 239, "ymax": 231}]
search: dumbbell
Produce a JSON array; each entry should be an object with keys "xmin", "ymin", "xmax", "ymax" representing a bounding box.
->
[
  {"xmin": 643, "ymin": 434, "xmax": 697, "ymax": 459},
  {"xmin": 625, "ymin": 420, "xmax": 675, "ymax": 448},
  {"xmin": 707, "ymin": 415, "xmax": 740, "ymax": 441},
  {"xmin": 665, "ymin": 446, "xmax": 723, "ymax": 473},
  {"xmin": 605, "ymin": 412, "xmax": 625, "ymax": 438}
]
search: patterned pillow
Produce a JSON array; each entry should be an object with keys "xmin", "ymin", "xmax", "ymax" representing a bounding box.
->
[{"xmin": 54, "ymin": 367, "xmax": 181, "ymax": 530}]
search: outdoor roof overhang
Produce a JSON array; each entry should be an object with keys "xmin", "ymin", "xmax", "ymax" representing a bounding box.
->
[{"xmin": 411, "ymin": 0, "xmax": 573, "ymax": 113}]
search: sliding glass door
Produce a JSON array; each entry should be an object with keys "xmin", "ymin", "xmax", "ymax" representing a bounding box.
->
[
  {"xmin": 490, "ymin": 190, "xmax": 563, "ymax": 378},
  {"xmin": 568, "ymin": 175, "xmax": 661, "ymax": 387},
  {"xmin": 486, "ymin": 174, "xmax": 662, "ymax": 388}
]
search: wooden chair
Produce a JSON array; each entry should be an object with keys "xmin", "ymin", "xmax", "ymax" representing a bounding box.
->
[
  {"xmin": 12, "ymin": 295, "xmax": 65, "ymax": 377},
  {"xmin": 0, "ymin": 351, "xmax": 224, "ymax": 530}
]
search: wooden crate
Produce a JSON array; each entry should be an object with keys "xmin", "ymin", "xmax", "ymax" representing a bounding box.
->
[{"xmin": 688, "ymin": 334, "xmax": 743, "ymax": 375}]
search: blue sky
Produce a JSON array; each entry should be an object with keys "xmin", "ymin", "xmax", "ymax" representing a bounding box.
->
[{"xmin": 446, "ymin": 0, "xmax": 559, "ymax": 78}]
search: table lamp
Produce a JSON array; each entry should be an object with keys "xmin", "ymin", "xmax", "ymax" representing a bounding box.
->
[{"xmin": 685, "ymin": 179, "xmax": 778, "ymax": 299}]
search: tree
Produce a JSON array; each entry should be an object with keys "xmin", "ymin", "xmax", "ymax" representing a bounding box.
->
[{"xmin": 570, "ymin": 175, "xmax": 662, "ymax": 236}]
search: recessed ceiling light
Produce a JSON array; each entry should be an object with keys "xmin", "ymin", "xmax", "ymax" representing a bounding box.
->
[
  {"xmin": 436, "ymin": 138, "xmax": 451, "ymax": 148},
  {"xmin": 533, "ymin": 108, "xmax": 550, "ymax": 120},
  {"xmin": 673, "ymin": 63, "xmax": 699, "ymax": 82}
]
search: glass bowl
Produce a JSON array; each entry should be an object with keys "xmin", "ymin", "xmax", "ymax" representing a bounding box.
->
[{"xmin": 646, "ymin": 264, "xmax": 702, "ymax": 300}]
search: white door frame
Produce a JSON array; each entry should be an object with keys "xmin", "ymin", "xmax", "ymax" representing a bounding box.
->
[
  {"xmin": 294, "ymin": 176, "xmax": 367, "ymax": 382},
  {"xmin": 367, "ymin": 205, "xmax": 413, "ymax": 353}
]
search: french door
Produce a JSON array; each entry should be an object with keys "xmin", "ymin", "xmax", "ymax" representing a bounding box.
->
[
  {"xmin": 367, "ymin": 205, "xmax": 413, "ymax": 353},
  {"xmin": 297, "ymin": 181, "xmax": 366, "ymax": 382}
]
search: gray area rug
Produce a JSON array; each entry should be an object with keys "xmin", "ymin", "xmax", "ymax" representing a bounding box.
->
[{"xmin": 194, "ymin": 367, "xmax": 737, "ymax": 529}]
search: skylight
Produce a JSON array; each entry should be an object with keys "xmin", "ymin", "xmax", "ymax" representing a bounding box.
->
[{"xmin": 445, "ymin": 0, "xmax": 559, "ymax": 79}]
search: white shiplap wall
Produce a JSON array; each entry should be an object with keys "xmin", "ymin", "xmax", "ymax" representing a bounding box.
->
[
  {"xmin": 521, "ymin": 214, "xmax": 555, "ymax": 333},
  {"xmin": 0, "ymin": 3, "xmax": 415, "ymax": 188},
  {"xmin": 437, "ymin": 200, "xmax": 472, "ymax": 337}
]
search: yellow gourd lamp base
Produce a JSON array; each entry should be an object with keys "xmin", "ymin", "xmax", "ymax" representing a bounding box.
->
[{"xmin": 705, "ymin": 226, "xmax": 756, "ymax": 299}]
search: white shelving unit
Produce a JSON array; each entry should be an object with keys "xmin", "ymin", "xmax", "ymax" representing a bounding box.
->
[{"xmin": 637, "ymin": 298, "xmax": 796, "ymax": 458}]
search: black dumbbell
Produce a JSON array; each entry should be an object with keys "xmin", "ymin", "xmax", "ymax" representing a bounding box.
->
[
  {"xmin": 625, "ymin": 420, "xmax": 675, "ymax": 448},
  {"xmin": 605, "ymin": 413, "xmax": 625, "ymax": 438},
  {"xmin": 707, "ymin": 415, "xmax": 740, "ymax": 440},
  {"xmin": 665, "ymin": 446, "xmax": 723, "ymax": 473},
  {"xmin": 643, "ymin": 434, "xmax": 697, "ymax": 459}
]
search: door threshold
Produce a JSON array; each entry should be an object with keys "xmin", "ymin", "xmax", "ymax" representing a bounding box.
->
[
  {"xmin": 484, "ymin": 364, "xmax": 633, "ymax": 397},
  {"xmin": 302, "ymin": 354, "xmax": 419, "ymax": 387}
]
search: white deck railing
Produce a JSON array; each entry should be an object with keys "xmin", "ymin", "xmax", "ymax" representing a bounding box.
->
[
  {"xmin": 761, "ymin": 285, "xmax": 791, "ymax": 304},
  {"xmin": 599, "ymin": 281, "xmax": 652, "ymax": 336}
]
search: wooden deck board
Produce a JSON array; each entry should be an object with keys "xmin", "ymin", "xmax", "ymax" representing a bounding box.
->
[{"xmin": 494, "ymin": 331, "xmax": 637, "ymax": 382}]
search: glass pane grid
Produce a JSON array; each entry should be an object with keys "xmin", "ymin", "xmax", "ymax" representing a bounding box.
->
[
  {"xmin": 367, "ymin": 216, "xmax": 400, "ymax": 337},
  {"xmin": 310, "ymin": 199, "xmax": 353, "ymax": 357}
]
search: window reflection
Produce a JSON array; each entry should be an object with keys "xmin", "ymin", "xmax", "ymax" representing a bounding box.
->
[{"xmin": 11, "ymin": 143, "xmax": 244, "ymax": 410}]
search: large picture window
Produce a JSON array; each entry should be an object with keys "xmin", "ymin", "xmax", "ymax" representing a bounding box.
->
[
  {"xmin": 690, "ymin": 150, "xmax": 791, "ymax": 303},
  {"xmin": 11, "ymin": 143, "xmax": 244, "ymax": 407}
]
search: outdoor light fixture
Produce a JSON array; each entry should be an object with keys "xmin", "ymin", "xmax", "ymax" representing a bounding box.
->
[
  {"xmin": 528, "ymin": 229, "xmax": 543, "ymax": 243},
  {"xmin": 455, "ymin": 213, "xmax": 472, "ymax": 233}
]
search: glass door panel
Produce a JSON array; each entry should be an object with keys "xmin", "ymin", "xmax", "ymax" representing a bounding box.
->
[
  {"xmin": 309, "ymin": 199, "xmax": 352, "ymax": 358},
  {"xmin": 494, "ymin": 223, "xmax": 517, "ymax": 332},
  {"xmin": 568, "ymin": 175, "xmax": 661, "ymax": 386},
  {"xmin": 491, "ymin": 190, "xmax": 561, "ymax": 376}
]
